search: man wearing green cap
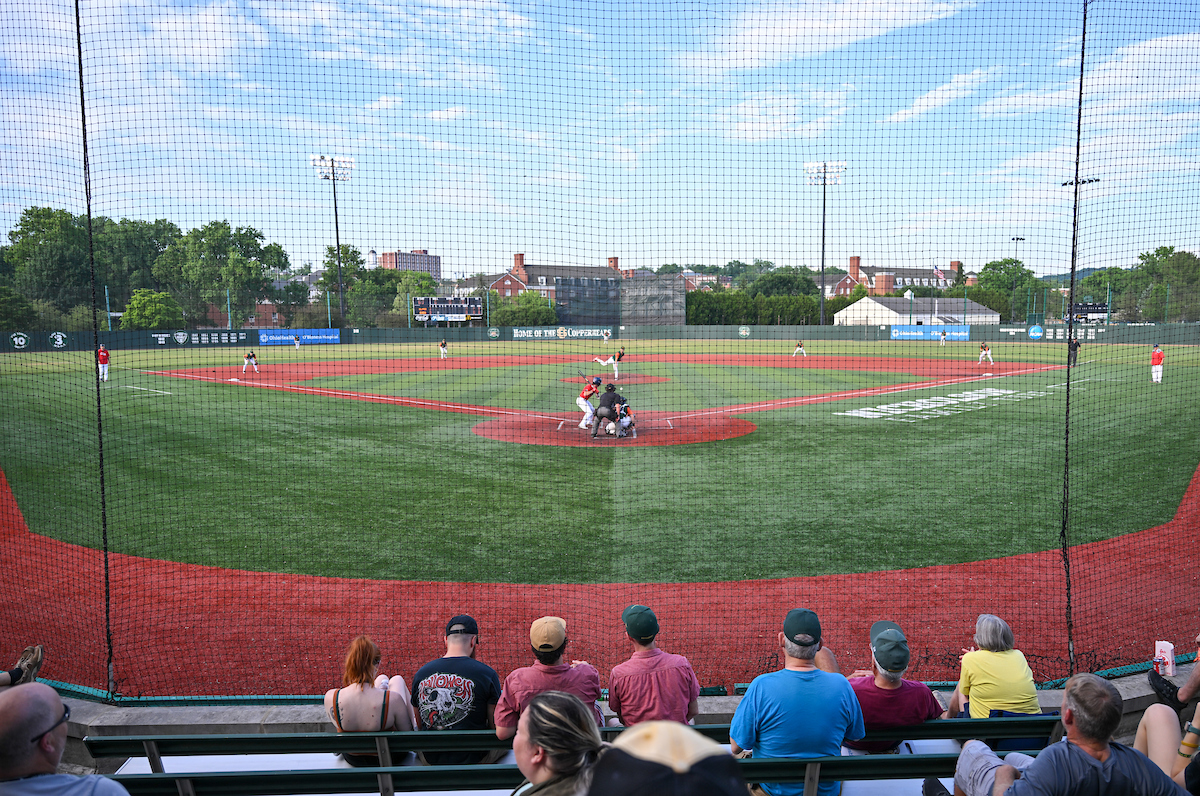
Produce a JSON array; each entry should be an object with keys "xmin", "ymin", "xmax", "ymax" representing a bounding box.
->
[
  {"xmin": 608, "ymin": 605, "xmax": 700, "ymax": 726},
  {"xmin": 729, "ymin": 608, "xmax": 864, "ymax": 796},
  {"xmin": 844, "ymin": 620, "xmax": 944, "ymax": 753}
]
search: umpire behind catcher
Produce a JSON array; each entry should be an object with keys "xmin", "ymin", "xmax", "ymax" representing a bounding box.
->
[{"xmin": 593, "ymin": 383, "xmax": 623, "ymax": 439}]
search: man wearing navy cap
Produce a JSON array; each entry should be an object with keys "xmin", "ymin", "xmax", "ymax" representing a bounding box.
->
[
  {"xmin": 729, "ymin": 608, "xmax": 864, "ymax": 796},
  {"xmin": 411, "ymin": 614, "xmax": 503, "ymax": 765}
]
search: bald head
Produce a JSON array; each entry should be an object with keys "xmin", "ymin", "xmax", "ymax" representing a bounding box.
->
[{"xmin": 0, "ymin": 683, "xmax": 66, "ymax": 778}]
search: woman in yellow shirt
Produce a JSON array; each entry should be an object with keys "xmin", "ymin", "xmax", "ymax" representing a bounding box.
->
[{"xmin": 944, "ymin": 614, "xmax": 1040, "ymax": 718}]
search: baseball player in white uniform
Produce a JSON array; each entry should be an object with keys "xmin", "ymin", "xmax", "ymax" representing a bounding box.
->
[{"xmin": 243, "ymin": 351, "xmax": 259, "ymax": 373}]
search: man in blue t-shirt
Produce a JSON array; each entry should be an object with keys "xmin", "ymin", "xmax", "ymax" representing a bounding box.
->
[
  {"xmin": 730, "ymin": 608, "xmax": 865, "ymax": 796},
  {"xmin": 925, "ymin": 672, "xmax": 1184, "ymax": 796},
  {"xmin": 411, "ymin": 614, "xmax": 503, "ymax": 765}
]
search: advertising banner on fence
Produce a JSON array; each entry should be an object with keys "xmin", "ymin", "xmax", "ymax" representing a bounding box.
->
[
  {"xmin": 511, "ymin": 326, "xmax": 612, "ymax": 340},
  {"xmin": 890, "ymin": 324, "xmax": 970, "ymax": 341},
  {"xmin": 259, "ymin": 329, "xmax": 341, "ymax": 345},
  {"xmin": 148, "ymin": 330, "xmax": 251, "ymax": 346}
]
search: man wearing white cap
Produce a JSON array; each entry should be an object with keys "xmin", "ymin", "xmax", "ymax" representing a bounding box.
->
[
  {"xmin": 493, "ymin": 616, "xmax": 603, "ymax": 739},
  {"xmin": 844, "ymin": 620, "xmax": 944, "ymax": 753}
]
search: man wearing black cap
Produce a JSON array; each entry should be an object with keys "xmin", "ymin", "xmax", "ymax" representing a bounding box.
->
[
  {"xmin": 844, "ymin": 621, "xmax": 944, "ymax": 754},
  {"xmin": 608, "ymin": 605, "xmax": 700, "ymax": 726},
  {"xmin": 410, "ymin": 615, "xmax": 503, "ymax": 765},
  {"xmin": 729, "ymin": 608, "xmax": 864, "ymax": 796}
]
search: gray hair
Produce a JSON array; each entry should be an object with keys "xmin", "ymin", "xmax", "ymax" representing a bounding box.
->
[
  {"xmin": 783, "ymin": 635, "xmax": 818, "ymax": 660},
  {"xmin": 973, "ymin": 614, "xmax": 1015, "ymax": 652},
  {"xmin": 1063, "ymin": 673, "xmax": 1122, "ymax": 742},
  {"xmin": 873, "ymin": 654, "xmax": 906, "ymax": 684}
]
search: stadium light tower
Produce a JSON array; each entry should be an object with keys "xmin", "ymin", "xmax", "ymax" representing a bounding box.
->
[
  {"xmin": 1012, "ymin": 236, "xmax": 1025, "ymax": 262},
  {"xmin": 311, "ymin": 155, "xmax": 355, "ymax": 321},
  {"xmin": 806, "ymin": 161, "xmax": 846, "ymax": 325}
]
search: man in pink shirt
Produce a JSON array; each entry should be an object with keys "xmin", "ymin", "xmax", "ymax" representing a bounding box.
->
[
  {"xmin": 607, "ymin": 605, "xmax": 700, "ymax": 726},
  {"xmin": 493, "ymin": 616, "xmax": 602, "ymax": 738}
]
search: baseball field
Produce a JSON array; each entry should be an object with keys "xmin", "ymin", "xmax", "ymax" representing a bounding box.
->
[
  {"xmin": 2, "ymin": 334, "xmax": 1197, "ymax": 694},
  {"xmin": 3, "ymin": 337, "xmax": 1196, "ymax": 582}
]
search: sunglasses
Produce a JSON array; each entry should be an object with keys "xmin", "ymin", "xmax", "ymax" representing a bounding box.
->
[{"xmin": 31, "ymin": 704, "xmax": 69, "ymax": 745}]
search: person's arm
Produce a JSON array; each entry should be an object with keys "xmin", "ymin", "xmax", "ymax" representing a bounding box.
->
[
  {"xmin": 730, "ymin": 737, "xmax": 744, "ymax": 755},
  {"xmin": 815, "ymin": 646, "xmax": 840, "ymax": 673},
  {"xmin": 485, "ymin": 702, "xmax": 497, "ymax": 730},
  {"xmin": 685, "ymin": 697, "xmax": 699, "ymax": 723},
  {"xmin": 992, "ymin": 764, "xmax": 1019, "ymax": 795},
  {"xmin": 496, "ymin": 723, "xmax": 516, "ymax": 740},
  {"xmin": 1178, "ymin": 653, "xmax": 1200, "ymax": 702},
  {"xmin": 386, "ymin": 676, "xmax": 414, "ymax": 732}
]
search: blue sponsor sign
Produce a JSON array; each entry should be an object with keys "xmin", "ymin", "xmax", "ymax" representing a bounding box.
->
[
  {"xmin": 890, "ymin": 325, "xmax": 970, "ymax": 341},
  {"xmin": 259, "ymin": 329, "xmax": 341, "ymax": 345},
  {"xmin": 1028, "ymin": 324, "xmax": 1044, "ymax": 340}
]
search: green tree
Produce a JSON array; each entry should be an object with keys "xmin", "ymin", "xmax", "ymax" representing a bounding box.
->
[
  {"xmin": 152, "ymin": 221, "xmax": 275, "ymax": 327},
  {"xmin": 317, "ymin": 244, "xmax": 366, "ymax": 295},
  {"xmin": 745, "ymin": 267, "xmax": 818, "ymax": 298},
  {"xmin": 270, "ymin": 282, "xmax": 310, "ymax": 328},
  {"xmin": 491, "ymin": 289, "xmax": 557, "ymax": 326},
  {"xmin": 94, "ymin": 217, "xmax": 182, "ymax": 307},
  {"xmin": 657, "ymin": 263, "xmax": 683, "ymax": 275},
  {"xmin": 15, "ymin": 239, "xmax": 91, "ymax": 312},
  {"xmin": 0, "ymin": 285, "xmax": 37, "ymax": 329},
  {"xmin": 976, "ymin": 258, "xmax": 1041, "ymax": 321},
  {"xmin": 119, "ymin": 289, "xmax": 184, "ymax": 330}
]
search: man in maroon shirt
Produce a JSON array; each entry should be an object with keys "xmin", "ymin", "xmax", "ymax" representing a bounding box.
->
[
  {"xmin": 844, "ymin": 620, "xmax": 943, "ymax": 753},
  {"xmin": 608, "ymin": 605, "xmax": 700, "ymax": 727},
  {"xmin": 493, "ymin": 616, "xmax": 602, "ymax": 738}
]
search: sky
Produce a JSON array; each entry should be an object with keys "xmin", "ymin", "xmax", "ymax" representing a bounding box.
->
[{"xmin": 1, "ymin": 0, "xmax": 1198, "ymax": 280}]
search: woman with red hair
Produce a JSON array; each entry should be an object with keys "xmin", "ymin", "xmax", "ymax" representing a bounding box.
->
[{"xmin": 323, "ymin": 635, "xmax": 414, "ymax": 765}]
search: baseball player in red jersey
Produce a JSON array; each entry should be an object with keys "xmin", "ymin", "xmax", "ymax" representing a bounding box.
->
[
  {"xmin": 577, "ymin": 376, "xmax": 601, "ymax": 429},
  {"xmin": 1151, "ymin": 344, "xmax": 1164, "ymax": 383},
  {"xmin": 96, "ymin": 345, "xmax": 110, "ymax": 382}
]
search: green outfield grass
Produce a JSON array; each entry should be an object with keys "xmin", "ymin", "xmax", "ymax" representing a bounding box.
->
[{"xmin": 2, "ymin": 338, "xmax": 1196, "ymax": 584}]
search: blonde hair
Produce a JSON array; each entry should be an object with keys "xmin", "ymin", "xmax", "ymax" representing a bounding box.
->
[
  {"xmin": 523, "ymin": 691, "xmax": 605, "ymax": 785},
  {"xmin": 342, "ymin": 635, "xmax": 381, "ymax": 687}
]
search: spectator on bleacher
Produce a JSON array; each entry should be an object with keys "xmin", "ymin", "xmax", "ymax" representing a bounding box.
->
[
  {"xmin": 606, "ymin": 605, "xmax": 699, "ymax": 727},
  {"xmin": 510, "ymin": 690, "xmax": 606, "ymax": 796},
  {"xmin": 843, "ymin": 621, "xmax": 944, "ymax": 753},
  {"xmin": 495, "ymin": 617, "xmax": 603, "ymax": 740},
  {"xmin": 0, "ymin": 645, "xmax": 44, "ymax": 691},
  {"xmin": 411, "ymin": 614, "xmax": 504, "ymax": 765},
  {"xmin": 323, "ymin": 635, "xmax": 414, "ymax": 766},
  {"xmin": 944, "ymin": 614, "xmax": 1041, "ymax": 719},
  {"xmin": 586, "ymin": 720, "xmax": 748, "ymax": 796},
  {"xmin": 729, "ymin": 608, "xmax": 865, "ymax": 796},
  {"xmin": 0, "ymin": 682, "xmax": 131, "ymax": 795},
  {"xmin": 924, "ymin": 673, "xmax": 1182, "ymax": 796}
]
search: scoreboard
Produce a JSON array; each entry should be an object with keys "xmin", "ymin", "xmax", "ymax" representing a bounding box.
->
[{"xmin": 413, "ymin": 296, "xmax": 484, "ymax": 322}]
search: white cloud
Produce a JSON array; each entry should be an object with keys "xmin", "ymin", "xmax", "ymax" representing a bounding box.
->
[
  {"xmin": 886, "ymin": 67, "xmax": 998, "ymax": 122},
  {"xmin": 425, "ymin": 106, "xmax": 470, "ymax": 120},
  {"xmin": 368, "ymin": 96, "xmax": 403, "ymax": 110},
  {"xmin": 676, "ymin": 0, "xmax": 975, "ymax": 74}
]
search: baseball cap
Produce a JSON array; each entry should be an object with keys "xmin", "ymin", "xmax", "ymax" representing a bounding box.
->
[
  {"xmin": 445, "ymin": 615, "xmax": 479, "ymax": 635},
  {"xmin": 530, "ymin": 616, "xmax": 567, "ymax": 652},
  {"xmin": 783, "ymin": 608, "xmax": 821, "ymax": 645},
  {"xmin": 622, "ymin": 605, "xmax": 659, "ymax": 641},
  {"xmin": 869, "ymin": 620, "xmax": 910, "ymax": 673},
  {"xmin": 586, "ymin": 721, "xmax": 748, "ymax": 796}
]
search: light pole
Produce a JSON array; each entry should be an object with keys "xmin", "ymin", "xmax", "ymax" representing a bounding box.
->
[
  {"xmin": 311, "ymin": 155, "xmax": 355, "ymax": 321},
  {"xmin": 805, "ymin": 161, "xmax": 846, "ymax": 326},
  {"xmin": 1011, "ymin": 236, "xmax": 1025, "ymax": 263}
]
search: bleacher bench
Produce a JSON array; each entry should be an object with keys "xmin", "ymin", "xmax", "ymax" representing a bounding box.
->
[{"xmin": 86, "ymin": 715, "xmax": 1062, "ymax": 796}]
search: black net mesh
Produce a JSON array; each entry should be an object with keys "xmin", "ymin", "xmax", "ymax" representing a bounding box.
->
[{"xmin": 0, "ymin": 0, "xmax": 1197, "ymax": 700}]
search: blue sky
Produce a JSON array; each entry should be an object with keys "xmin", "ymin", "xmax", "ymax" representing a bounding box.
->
[{"xmin": 2, "ymin": 0, "xmax": 1198, "ymax": 279}]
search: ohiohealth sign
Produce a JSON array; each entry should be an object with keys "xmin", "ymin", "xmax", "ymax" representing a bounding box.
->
[
  {"xmin": 259, "ymin": 329, "xmax": 341, "ymax": 345},
  {"xmin": 890, "ymin": 325, "xmax": 970, "ymax": 341}
]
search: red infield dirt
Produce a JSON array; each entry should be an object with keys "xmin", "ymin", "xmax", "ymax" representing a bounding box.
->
[{"xmin": 1, "ymin": 353, "xmax": 1189, "ymax": 696}]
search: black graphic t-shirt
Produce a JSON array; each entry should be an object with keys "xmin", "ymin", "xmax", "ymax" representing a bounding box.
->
[{"xmin": 412, "ymin": 656, "xmax": 502, "ymax": 765}]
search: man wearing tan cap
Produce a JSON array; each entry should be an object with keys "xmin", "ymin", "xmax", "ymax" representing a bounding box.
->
[{"xmin": 493, "ymin": 616, "xmax": 603, "ymax": 739}]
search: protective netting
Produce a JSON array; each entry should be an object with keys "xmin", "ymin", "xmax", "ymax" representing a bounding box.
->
[{"xmin": 1, "ymin": 0, "xmax": 1198, "ymax": 701}]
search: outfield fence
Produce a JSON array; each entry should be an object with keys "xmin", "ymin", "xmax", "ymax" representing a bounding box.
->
[{"xmin": 1, "ymin": 0, "xmax": 1199, "ymax": 701}]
